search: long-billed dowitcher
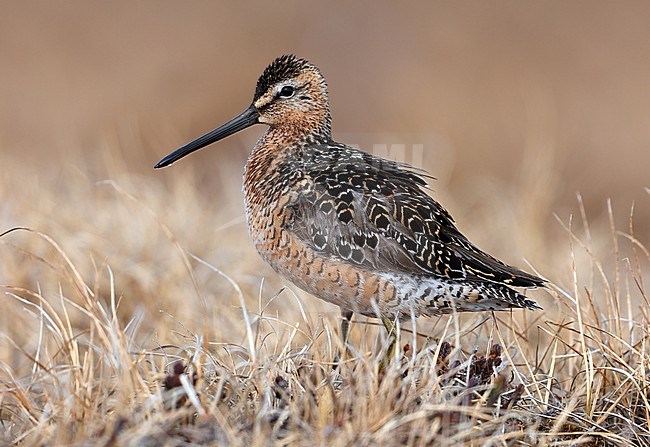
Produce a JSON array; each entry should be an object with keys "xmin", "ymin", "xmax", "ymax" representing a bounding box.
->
[{"xmin": 155, "ymin": 55, "xmax": 544, "ymax": 362}]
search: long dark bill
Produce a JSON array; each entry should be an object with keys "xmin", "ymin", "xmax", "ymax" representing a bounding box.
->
[{"xmin": 154, "ymin": 104, "xmax": 259, "ymax": 168}]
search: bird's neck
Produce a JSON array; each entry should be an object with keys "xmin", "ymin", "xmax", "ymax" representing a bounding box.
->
[
  {"xmin": 243, "ymin": 132, "xmax": 290, "ymax": 199},
  {"xmin": 243, "ymin": 123, "xmax": 330, "ymax": 204},
  {"xmin": 267, "ymin": 108, "xmax": 332, "ymax": 143}
]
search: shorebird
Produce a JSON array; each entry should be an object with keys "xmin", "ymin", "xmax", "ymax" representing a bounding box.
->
[{"xmin": 155, "ymin": 55, "xmax": 544, "ymax": 364}]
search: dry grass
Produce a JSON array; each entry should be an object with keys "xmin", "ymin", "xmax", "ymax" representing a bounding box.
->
[{"xmin": 1, "ymin": 150, "xmax": 648, "ymax": 447}]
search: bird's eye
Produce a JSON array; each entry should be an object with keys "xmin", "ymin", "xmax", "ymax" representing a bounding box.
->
[{"xmin": 279, "ymin": 85, "xmax": 295, "ymax": 98}]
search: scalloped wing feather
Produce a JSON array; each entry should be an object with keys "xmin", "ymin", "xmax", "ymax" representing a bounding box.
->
[{"xmin": 284, "ymin": 142, "xmax": 545, "ymax": 289}]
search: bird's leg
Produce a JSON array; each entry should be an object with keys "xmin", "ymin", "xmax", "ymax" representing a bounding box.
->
[
  {"xmin": 378, "ymin": 314, "xmax": 398, "ymax": 375},
  {"xmin": 340, "ymin": 310, "xmax": 353, "ymax": 345},
  {"xmin": 334, "ymin": 310, "xmax": 353, "ymax": 369}
]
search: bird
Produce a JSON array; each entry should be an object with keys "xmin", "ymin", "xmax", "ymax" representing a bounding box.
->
[{"xmin": 155, "ymin": 55, "xmax": 544, "ymax": 365}]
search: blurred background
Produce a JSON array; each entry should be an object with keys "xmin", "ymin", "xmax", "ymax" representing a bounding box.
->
[
  {"xmin": 2, "ymin": 1, "xmax": 649, "ymax": 223},
  {"xmin": 1, "ymin": 1, "xmax": 649, "ymax": 325}
]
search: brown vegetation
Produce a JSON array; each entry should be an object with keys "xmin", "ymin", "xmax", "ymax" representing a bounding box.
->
[{"xmin": 0, "ymin": 154, "xmax": 647, "ymax": 445}]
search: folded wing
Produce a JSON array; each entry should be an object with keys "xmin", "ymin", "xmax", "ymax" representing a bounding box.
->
[{"xmin": 284, "ymin": 143, "xmax": 545, "ymax": 288}]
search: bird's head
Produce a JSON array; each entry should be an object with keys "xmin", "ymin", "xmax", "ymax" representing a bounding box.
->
[
  {"xmin": 155, "ymin": 55, "xmax": 330, "ymax": 169},
  {"xmin": 253, "ymin": 55, "xmax": 330, "ymax": 131}
]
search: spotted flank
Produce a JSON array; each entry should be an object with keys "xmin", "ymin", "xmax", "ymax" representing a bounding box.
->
[{"xmin": 156, "ymin": 54, "xmax": 545, "ymax": 321}]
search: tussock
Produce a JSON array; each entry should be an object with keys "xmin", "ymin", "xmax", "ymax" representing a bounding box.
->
[{"xmin": 1, "ymin": 155, "xmax": 648, "ymax": 446}]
